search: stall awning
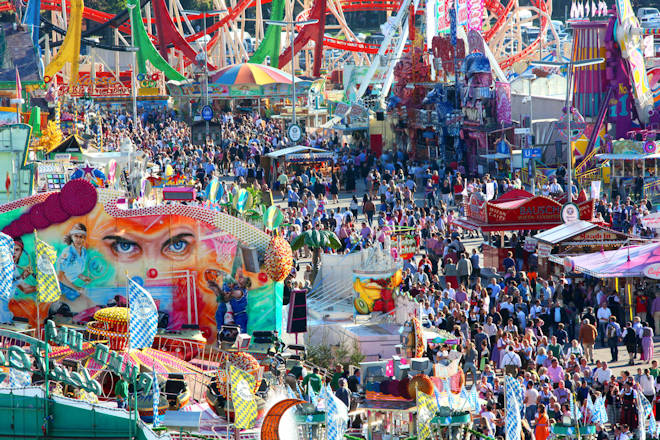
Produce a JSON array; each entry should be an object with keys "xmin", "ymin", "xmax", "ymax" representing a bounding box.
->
[
  {"xmin": 452, "ymin": 217, "xmax": 561, "ymax": 232},
  {"xmin": 565, "ymin": 242, "xmax": 660, "ymax": 278},
  {"xmin": 533, "ymin": 220, "xmax": 598, "ymax": 244},
  {"xmin": 595, "ymin": 153, "xmax": 660, "ymax": 160},
  {"xmin": 481, "ymin": 153, "xmax": 511, "ymax": 160}
]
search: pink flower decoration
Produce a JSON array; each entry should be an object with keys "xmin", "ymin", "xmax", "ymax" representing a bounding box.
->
[
  {"xmin": 59, "ymin": 179, "xmax": 98, "ymax": 217},
  {"xmin": 29, "ymin": 203, "xmax": 51, "ymax": 230},
  {"xmin": 43, "ymin": 193, "xmax": 69, "ymax": 224},
  {"xmin": 14, "ymin": 213, "xmax": 35, "ymax": 236}
]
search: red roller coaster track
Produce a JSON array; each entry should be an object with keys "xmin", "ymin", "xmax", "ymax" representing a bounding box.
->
[{"xmin": 0, "ymin": 0, "xmax": 549, "ymax": 71}]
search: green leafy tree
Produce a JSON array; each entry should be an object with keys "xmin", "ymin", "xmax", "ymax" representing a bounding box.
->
[{"xmin": 290, "ymin": 229, "xmax": 341, "ymax": 283}]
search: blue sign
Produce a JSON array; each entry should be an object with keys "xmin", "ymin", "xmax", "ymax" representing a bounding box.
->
[
  {"xmin": 201, "ymin": 105, "xmax": 214, "ymax": 121},
  {"xmin": 523, "ymin": 148, "xmax": 543, "ymax": 159}
]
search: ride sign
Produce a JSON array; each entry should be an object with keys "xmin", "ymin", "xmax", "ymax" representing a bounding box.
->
[{"xmin": 0, "ymin": 320, "xmax": 153, "ymax": 395}]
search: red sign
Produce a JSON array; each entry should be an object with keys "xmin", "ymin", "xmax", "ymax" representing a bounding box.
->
[
  {"xmin": 466, "ymin": 193, "xmax": 594, "ymax": 227},
  {"xmin": 466, "ymin": 194, "xmax": 487, "ymax": 222},
  {"xmin": 572, "ymin": 229, "xmax": 623, "ymax": 242},
  {"xmin": 487, "ymin": 197, "xmax": 563, "ymax": 224}
]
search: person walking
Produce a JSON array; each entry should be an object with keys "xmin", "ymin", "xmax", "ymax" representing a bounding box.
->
[
  {"xmin": 578, "ymin": 318, "xmax": 597, "ymax": 364},
  {"xmin": 456, "ymin": 253, "xmax": 472, "ymax": 287},
  {"xmin": 605, "ymin": 316, "xmax": 621, "ymax": 362}
]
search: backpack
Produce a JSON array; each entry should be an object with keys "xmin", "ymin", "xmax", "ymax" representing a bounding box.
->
[{"xmin": 606, "ymin": 324, "xmax": 616, "ymax": 339}]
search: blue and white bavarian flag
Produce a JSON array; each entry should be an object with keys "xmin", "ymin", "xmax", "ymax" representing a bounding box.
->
[
  {"xmin": 128, "ymin": 278, "xmax": 158, "ymax": 349},
  {"xmin": 0, "ymin": 233, "xmax": 14, "ymax": 302}
]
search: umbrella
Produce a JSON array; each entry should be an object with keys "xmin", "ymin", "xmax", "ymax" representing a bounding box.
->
[{"xmin": 211, "ymin": 63, "xmax": 294, "ymax": 85}]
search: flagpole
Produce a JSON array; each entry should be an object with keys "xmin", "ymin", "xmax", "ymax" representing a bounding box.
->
[
  {"xmin": 34, "ymin": 230, "xmax": 50, "ymax": 436},
  {"xmin": 34, "ymin": 230, "xmax": 41, "ymax": 342},
  {"xmin": 574, "ymin": 392, "xmax": 582, "ymax": 440},
  {"xmin": 125, "ymin": 273, "xmax": 133, "ymax": 440}
]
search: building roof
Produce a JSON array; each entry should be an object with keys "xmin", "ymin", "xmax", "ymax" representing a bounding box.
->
[
  {"xmin": 265, "ymin": 145, "xmax": 327, "ymax": 159},
  {"xmin": 533, "ymin": 220, "xmax": 597, "ymax": 244},
  {"xmin": 0, "ymin": 23, "xmax": 41, "ymax": 84}
]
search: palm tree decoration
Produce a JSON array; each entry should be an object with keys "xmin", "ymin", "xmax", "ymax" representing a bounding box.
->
[{"xmin": 290, "ymin": 229, "xmax": 342, "ymax": 283}]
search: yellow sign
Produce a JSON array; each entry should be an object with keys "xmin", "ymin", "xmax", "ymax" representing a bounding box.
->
[{"xmin": 138, "ymin": 87, "xmax": 160, "ymax": 96}]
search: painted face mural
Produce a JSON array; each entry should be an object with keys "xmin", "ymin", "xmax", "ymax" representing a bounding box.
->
[{"xmin": 1, "ymin": 182, "xmax": 282, "ymax": 343}]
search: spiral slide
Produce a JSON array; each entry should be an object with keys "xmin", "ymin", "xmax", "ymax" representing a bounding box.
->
[
  {"xmin": 44, "ymin": 0, "xmax": 83, "ymax": 82},
  {"xmin": 613, "ymin": 0, "xmax": 656, "ymax": 123},
  {"xmin": 249, "ymin": 0, "xmax": 285, "ymax": 66},
  {"xmin": 127, "ymin": 0, "xmax": 186, "ymax": 80}
]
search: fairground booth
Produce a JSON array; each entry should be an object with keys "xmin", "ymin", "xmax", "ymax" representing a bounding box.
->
[
  {"xmin": 563, "ymin": 242, "xmax": 660, "ymax": 321},
  {"xmin": 596, "ymin": 138, "xmax": 660, "ymax": 202},
  {"xmin": 263, "ymin": 145, "xmax": 335, "ymax": 189},
  {"xmin": 530, "ymin": 220, "xmax": 630, "ymax": 277},
  {"xmin": 452, "ymin": 190, "xmax": 594, "ymax": 271}
]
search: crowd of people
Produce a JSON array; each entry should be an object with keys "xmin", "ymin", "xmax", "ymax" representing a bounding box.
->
[{"xmin": 96, "ymin": 108, "xmax": 660, "ymax": 440}]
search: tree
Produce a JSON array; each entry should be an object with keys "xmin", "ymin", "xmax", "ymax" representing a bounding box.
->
[{"xmin": 290, "ymin": 229, "xmax": 341, "ymax": 283}]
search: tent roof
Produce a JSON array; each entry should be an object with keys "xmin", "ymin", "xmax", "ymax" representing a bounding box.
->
[
  {"xmin": 46, "ymin": 135, "xmax": 84, "ymax": 154},
  {"xmin": 567, "ymin": 242, "xmax": 660, "ymax": 278},
  {"xmin": 265, "ymin": 145, "xmax": 327, "ymax": 159}
]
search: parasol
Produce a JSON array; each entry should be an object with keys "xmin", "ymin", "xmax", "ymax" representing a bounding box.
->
[{"xmin": 210, "ymin": 63, "xmax": 294, "ymax": 85}]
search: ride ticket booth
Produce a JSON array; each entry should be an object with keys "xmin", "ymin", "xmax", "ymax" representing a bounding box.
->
[{"xmin": 452, "ymin": 189, "xmax": 595, "ymax": 272}]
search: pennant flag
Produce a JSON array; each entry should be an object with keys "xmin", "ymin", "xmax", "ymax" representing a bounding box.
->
[
  {"xmin": 442, "ymin": 377, "xmax": 454, "ymax": 409},
  {"xmin": 308, "ymin": 385, "xmax": 318, "ymax": 408},
  {"xmin": 570, "ymin": 393, "xmax": 582, "ymax": 422},
  {"xmin": 127, "ymin": 278, "xmax": 158, "ymax": 349},
  {"xmin": 469, "ymin": 385, "xmax": 480, "ymax": 413},
  {"xmin": 233, "ymin": 188, "xmax": 253, "ymax": 213},
  {"xmin": 263, "ymin": 205, "xmax": 284, "ymax": 230},
  {"xmin": 505, "ymin": 389, "xmax": 522, "ymax": 440},
  {"xmin": 152, "ymin": 370, "xmax": 160, "ymax": 428},
  {"xmin": 591, "ymin": 396, "xmax": 608, "ymax": 425},
  {"xmin": 639, "ymin": 395, "xmax": 647, "ymax": 440},
  {"xmin": 0, "ymin": 233, "xmax": 14, "ymax": 302},
  {"xmin": 505, "ymin": 375, "xmax": 525, "ymax": 415},
  {"xmin": 320, "ymin": 384, "xmax": 348, "ymax": 440},
  {"xmin": 36, "ymin": 238, "xmax": 61, "ymax": 303},
  {"xmin": 205, "ymin": 178, "xmax": 222, "ymax": 202},
  {"xmin": 230, "ymin": 365, "xmax": 257, "ymax": 429},
  {"xmin": 15, "ymin": 67, "xmax": 21, "ymax": 98},
  {"xmin": 640, "ymin": 394, "xmax": 656, "ymax": 436},
  {"xmin": 417, "ymin": 390, "xmax": 439, "ymax": 440}
]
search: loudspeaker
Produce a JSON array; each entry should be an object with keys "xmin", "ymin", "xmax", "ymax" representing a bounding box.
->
[
  {"xmin": 376, "ymin": 111, "xmax": 384, "ymax": 121},
  {"xmin": 253, "ymin": 331, "xmax": 276, "ymax": 344},
  {"xmin": 287, "ymin": 289, "xmax": 307, "ymax": 333},
  {"xmin": 239, "ymin": 244, "xmax": 260, "ymax": 274}
]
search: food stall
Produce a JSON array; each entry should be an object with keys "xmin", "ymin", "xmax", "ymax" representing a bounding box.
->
[
  {"xmin": 452, "ymin": 189, "xmax": 595, "ymax": 271},
  {"xmin": 263, "ymin": 145, "xmax": 336, "ymax": 188},
  {"xmin": 562, "ymin": 241, "xmax": 660, "ymax": 321},
  {"xmin": 531, "ymin": 220, "xmax": 630, "ymax": 277}
]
